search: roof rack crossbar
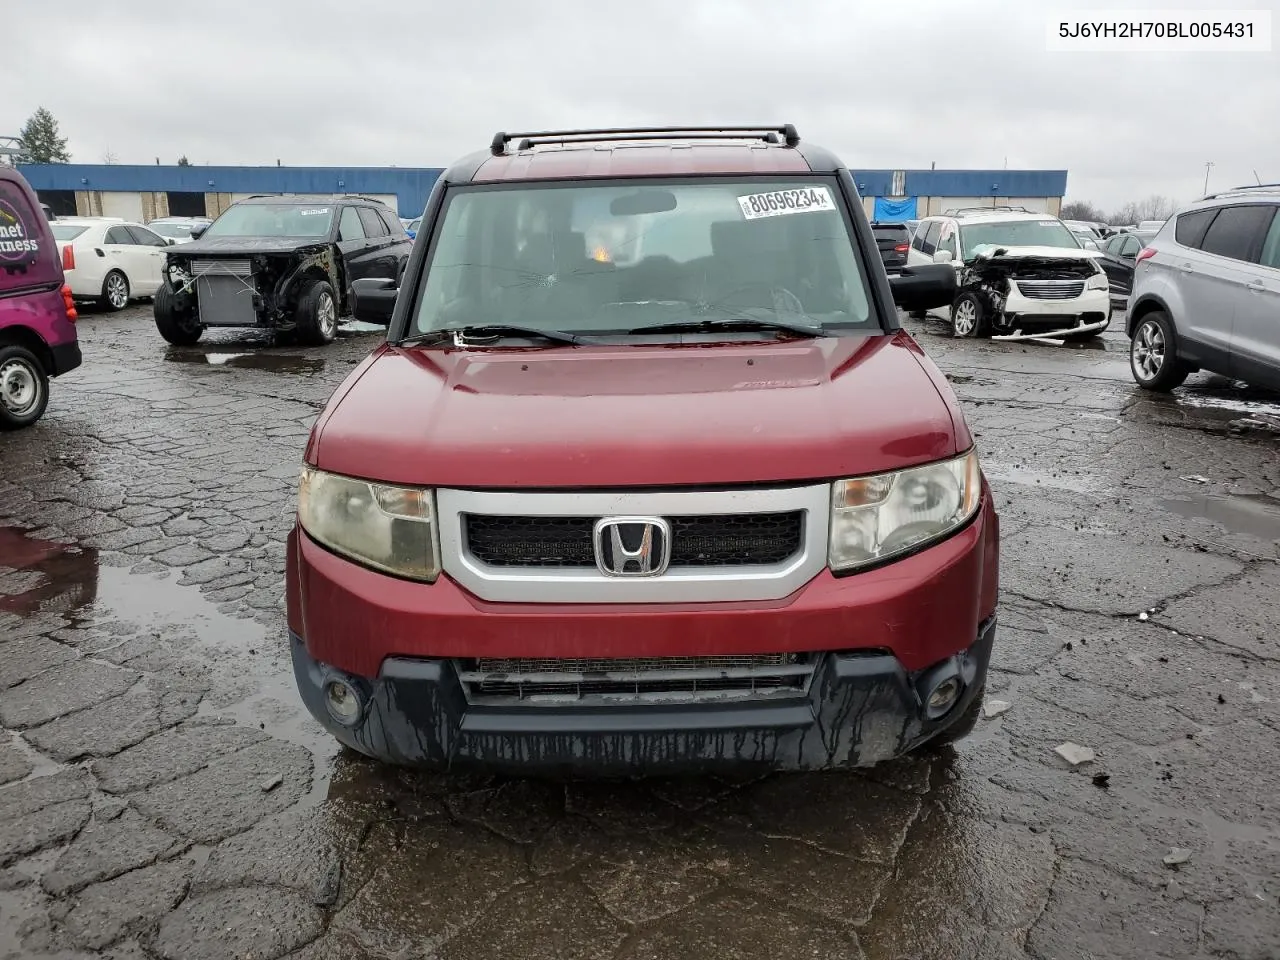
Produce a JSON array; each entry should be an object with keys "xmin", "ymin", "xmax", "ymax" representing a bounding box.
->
[
  {"xmin": 490, "ymin": 124, "xmax": 800, "ymax": 155},
  {"xmin": 1201, "ymin": 183, "xmax": 1280, "ymax": 200},
  {"xmin": 942, "ymin": 205, "xmax": 1035, "ymax": 215}
]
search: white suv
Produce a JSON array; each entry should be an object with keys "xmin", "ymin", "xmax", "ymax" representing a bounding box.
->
[{"xmin": 906, "ymin": 208, "xmax": 1110, "ymax": 341}]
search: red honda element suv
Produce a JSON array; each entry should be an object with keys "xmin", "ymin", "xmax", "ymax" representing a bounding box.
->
[{"xmin": 287, "ymin": 125, "xmax": 999, "ymax": 773}]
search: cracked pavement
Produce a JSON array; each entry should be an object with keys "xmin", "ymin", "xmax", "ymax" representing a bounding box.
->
[{"xmin": 1, "ymin": 305, "xmax": 1278, "ymax": 959}]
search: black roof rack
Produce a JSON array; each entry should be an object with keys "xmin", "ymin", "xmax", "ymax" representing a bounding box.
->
[
  {"xmin": 942, "ymin": 205, "xmax": 1035, "ymax": 215},
  {"xmin": 489, "ymin": 125, "xmax": 800, "ymax": 156}
]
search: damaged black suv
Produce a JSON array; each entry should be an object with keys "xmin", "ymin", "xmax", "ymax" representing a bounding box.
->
[{"xmin": 153, "ymin": 196, "xmax": 412, "ymax": 346}]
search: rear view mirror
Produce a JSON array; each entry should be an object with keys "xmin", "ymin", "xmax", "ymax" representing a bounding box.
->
[
  {"xmin": 350, "ymin": 277, "xmax": 397, "ymax": 326},
  {"xmin": 889, "ymin": 264, "xmax": 957, "ymax": 312},
  {"xmin": 610, "ymin": 190, "xmax": 677, "ymax": 216}
]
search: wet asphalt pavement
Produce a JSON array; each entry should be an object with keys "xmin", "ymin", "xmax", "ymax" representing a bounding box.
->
[{"xmin": 1, "ymin": 304, "xmax": 1279, "ymax": 960}]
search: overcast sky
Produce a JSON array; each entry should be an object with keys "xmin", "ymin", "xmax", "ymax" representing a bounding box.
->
[{"xmin": 4, "ymin": 0, "xmax": 1276, "ymax": 211}]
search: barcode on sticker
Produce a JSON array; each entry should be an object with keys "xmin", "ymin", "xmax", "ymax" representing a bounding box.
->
[
  {"xmin": 300, "ymin": 208, "xmax": 329, "ymax": 216},
  {"xmin": 738, "ymin": 187, "xmax": 835, "ymax": 220}
]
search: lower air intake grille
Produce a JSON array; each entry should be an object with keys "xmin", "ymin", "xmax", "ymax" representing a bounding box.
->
[{"xmin": 456, "ymin": 653, "xmax": 818, "ymax": 705}]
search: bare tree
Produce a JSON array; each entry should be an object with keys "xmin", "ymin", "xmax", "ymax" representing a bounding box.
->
[
  {"xmin": 101, "ymin": 149, "xmax": 118, "ymax": 165},
  {"xmin": 1109, "ymin": 194, "xmax": 1178, "ymax": 225},
  {"xmin": 1060, "ymin": 200, "xmax": 1107, "ymax": 222}
]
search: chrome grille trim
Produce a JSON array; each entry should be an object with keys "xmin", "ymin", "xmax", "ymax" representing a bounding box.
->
[
  {"xmin": 436, "ymin": 485, "xmax": 831, "ymax": 604},
  {"xmin": 455, "ymin": 653, "xmax": 819, "ymax": 705},
  {"xmin": 1015, "ymin": 279, "xmax": 1085, "ymax": 300}
]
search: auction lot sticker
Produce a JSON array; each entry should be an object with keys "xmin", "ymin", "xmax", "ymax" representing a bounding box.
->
[{"xmin": 738, "ymin": 186, "xmax": 835, "ymax": 221}]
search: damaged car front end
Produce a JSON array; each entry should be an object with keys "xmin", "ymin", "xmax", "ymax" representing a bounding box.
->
[{"xmin": 954, "ymin": 245, "xmax": 1110, "ymax": 341}]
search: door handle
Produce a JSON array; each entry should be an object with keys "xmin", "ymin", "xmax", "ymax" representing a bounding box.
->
[{"xmin": 1247, "ymin": 278, "xmax": 1266, "ymax": 292}]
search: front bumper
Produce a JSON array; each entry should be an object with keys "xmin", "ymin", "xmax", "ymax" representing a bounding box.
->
[
  {"xmin": 993, "ymin": 285, "xmax": 1110, "ymax": 340},
  {"xmin": 291, "ymin": 616, "xmax": 996, "ymax": 774}
]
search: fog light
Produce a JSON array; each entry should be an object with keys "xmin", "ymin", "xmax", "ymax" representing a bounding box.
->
[
  {"xmin": 926, "ymin": 677, "xmax": 962, "ymax": 719},
  {"xmin": 324, "ymin": 679, "xmax": 363, "ymax": 727}
]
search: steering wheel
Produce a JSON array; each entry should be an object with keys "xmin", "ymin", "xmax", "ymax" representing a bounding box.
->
[{"xmin": 706, "ymin": 282, "xmax": 806, "ymax": 317}]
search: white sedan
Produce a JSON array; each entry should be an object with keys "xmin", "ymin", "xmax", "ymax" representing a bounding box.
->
[{"xmin": 52, "ymin": 218, "xmax": 170, "ymax": 310}]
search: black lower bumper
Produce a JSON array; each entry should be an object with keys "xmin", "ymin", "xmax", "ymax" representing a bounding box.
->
[
  {"xmin": 291, "ymin": 617, "xmax": 996, "ymax": 775},
  {"xmin": 49, "ymin": 341, "xmax": 82, "ymax": 377}
]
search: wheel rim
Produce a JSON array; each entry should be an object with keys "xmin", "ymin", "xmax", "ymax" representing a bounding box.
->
[
  {"xmin": 1132, "ymin": 319, "xmax": 1165, "ymax": 380},
  {"xmin": 107, "ymin": 274, "xmax": 128, "ymax": 308},
  {"xmin": 0, "ymin": 359, "xmax": 42, "ymax": 416},
  {"xmin": 953, "ymin": 300, "xmax": 976, "ymax": 336},
  {"xmin": 318, "ymin": 293, "xmax": 336, "ymax": 337}
]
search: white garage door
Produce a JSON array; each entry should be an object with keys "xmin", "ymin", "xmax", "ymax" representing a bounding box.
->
[{"xmin": 99, "ymin": 192, "xmax": 144, "ymax": 222}]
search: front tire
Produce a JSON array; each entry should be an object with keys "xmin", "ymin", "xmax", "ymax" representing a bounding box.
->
[
  {"xmin": 0, "ymin": 345, "xmax": 50, "ymax": 430},
  {"xmin": 295, "ymin": 281, "xmax": 339, "ymax": 346},
  {"xmin": 101, "ymin": 270, "xmax": 130, "ymax": 311},
  {"xmin": 950, "ymin": 292, "xmax": 992, "ymax": 339},
  {"xmin": 153, "ymin": 283, "xmax": 204, "ymax": 345},
  {"xmin": 1130, "ymin": 310, "xmax": 1189, "ymax": 391}
]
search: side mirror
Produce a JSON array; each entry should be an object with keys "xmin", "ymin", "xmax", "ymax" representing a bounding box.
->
[
  {"xmin": 350, "ymin": 277, "xmax": 398, "ymax": 326},
  {"xmin": 889, "ymin": 264, "xmax": 957, "ymax": 312},
  {"xmin": 166, "ymin": 238, "xmax": 177, "ymax": 246},
  {"xmin": 189, "ymin": 223, "xmax": 208, "ymax": 240},
  {"xmin": 932, "ymin": 248, "xmax": 954, "ymax": 264}
]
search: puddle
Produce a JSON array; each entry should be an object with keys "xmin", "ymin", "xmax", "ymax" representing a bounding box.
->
[
  {"xmin": 981, "ymin": 464, "xmax": 1102, "ymax": 493},
  {"xmin": 0, "ymin": 525, "xmax": 335, "ymax": 773},
  {"xmin": 0, "ymin": 527, "xmax": 98, "ymax": 619},
  {"xmin": 164, "ymin": 349, "xmax": 325, "ymax": 375},
  {"xmin": 1158, "ymin": 492, "xmax": 1280, "ymax": 543}
]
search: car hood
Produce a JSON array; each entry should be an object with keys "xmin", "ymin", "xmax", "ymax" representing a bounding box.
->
[
  {"xmin": 311, "ymin": 331, "xmax": 967, "ymax": 489},
  {"xmin": 174, "ymin": 236, "xmax": 329, "ymax": 256},
  {"xmin": 970, "ymin": 244, "xmax": 1099, "ymax": 263}
]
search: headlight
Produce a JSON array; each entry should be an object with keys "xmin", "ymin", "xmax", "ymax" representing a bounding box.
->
[
  {"xmin": 828, "ymin": 449, "xmax": 981, "ymax": 573},
  {"xmin": 298, "ymin": 466, "xmax": 440, "ymax": 581},
  {"xmin": 1086, "ymin": 270, "xmax": 1108, "ymax": 290}
]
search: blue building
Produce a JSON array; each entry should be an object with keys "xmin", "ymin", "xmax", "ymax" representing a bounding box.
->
[{"xmin": 17, "ymin": 162, "xmax": 1067, "ymax": 224}]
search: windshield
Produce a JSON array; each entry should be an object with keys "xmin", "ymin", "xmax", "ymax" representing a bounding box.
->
[
  {"xmin": 412, "ymin": 179, "xmax": 874, "ymax": 338},
  {"xmin": 52, "ymin": 224, "xmax": 89, "ymax": 241},
  {"xmin": 149, "ymin": 222, "xmax": 193, "ymax": 238},
  {"xmin": 201, "ymin": 204, "xmax": 333, "ymax": 239},
  {"xmin": 959, "ymin": 218, "xmax": 1083, "ymax": 259}
]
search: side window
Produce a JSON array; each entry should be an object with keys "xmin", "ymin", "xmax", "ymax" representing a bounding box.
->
[
  {"xmin": 1258, "ymin": 208, "xmax": 1280, "ymax": 270},
  {"xmin": 1198, "ymin": 204, "xmax": 1274, "ymax": 263},
  {"xmin": 377, "ymin": 208, "xmax": 405, "ymax": 236},
  {"xmin": 911, "ymin": 220, "xmax": 929, "ymax": 251},
  {"xmin": 338, "ymin": 206, "xmax": 365, "ymax": 242},
  {"xmin": 921, "ymin": 221, "xmax": 941, "ymax": 255},
  {"xmin": 1120, "ymin": 236, "xmax": 1140, "ymax": 258},
  {"xmin": 937, "ymin": 225, "xmax": 957, "ymax": 259},
  {"xmin": 1174, "ymin": 209, "xmax": 1217, "ymax": 249},
  {"xmin": 127, "ymin": 225, "xmax": 168, "ymax": 247},
  {"xmin": 1107, "ymin": 235, "xmax": 1127, "ymax": 255},
  {"xmin": 104, "ymin": 226, "xmax": 134, "ymax": 244},
  {"xmin": 357, "ymin": 207, "xmax": 388, "ymax": 238}
]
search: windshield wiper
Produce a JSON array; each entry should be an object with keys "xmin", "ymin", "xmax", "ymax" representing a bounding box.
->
[
  {"xmin": 398, "ymin": 324, "xmax": 585, "ymax": 347},
  {"xmin": 627, "ymin": 318, "xmax": 827, "ymax": 338}
]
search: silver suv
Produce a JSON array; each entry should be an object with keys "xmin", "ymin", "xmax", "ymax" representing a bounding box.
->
[{"xmin": 1127, "ymin": 185, "xmax": 1280, "ymax": 391}]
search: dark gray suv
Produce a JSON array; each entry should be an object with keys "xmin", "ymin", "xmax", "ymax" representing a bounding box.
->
[{"xmin": 1127, "ymin": 186, "xmax": 1280, "ymax": 391}]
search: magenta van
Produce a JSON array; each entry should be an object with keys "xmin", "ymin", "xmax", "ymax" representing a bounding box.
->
[{"xmin": 0, "ymin": 167, "xmax": 80, "ymax": 429}]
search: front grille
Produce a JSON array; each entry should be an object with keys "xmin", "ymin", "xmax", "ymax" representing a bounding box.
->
[
  {"xmin": 456, "ymin": 653, "xmax": 818, "ymax": 704},
  {"xmin": 191, "ymin": 259, "xmax": 253, "ymax": 277},
  {"xmin": 463, "ymin": 511, "xmax": 804, "ymax": 569},
  {"xmin": 1016, "ymin": 280, "xmax": 1085, "ymax": 299}
]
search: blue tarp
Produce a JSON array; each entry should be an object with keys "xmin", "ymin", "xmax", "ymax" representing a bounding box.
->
[{"xmin": 872, "ymin": 196, "xmax": 917, "ymax": 222}]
